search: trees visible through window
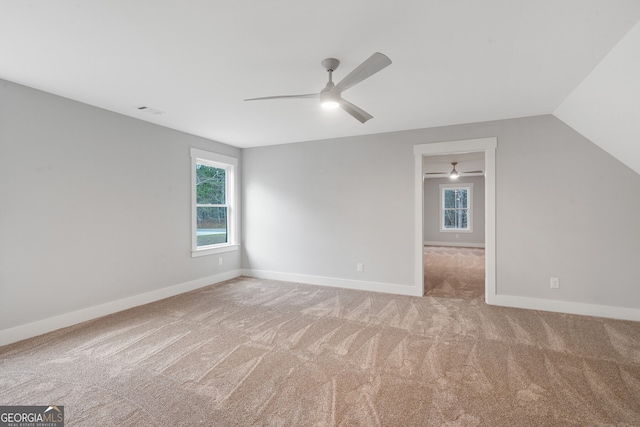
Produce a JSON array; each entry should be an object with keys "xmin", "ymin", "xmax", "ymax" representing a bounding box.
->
[
  {"xmin": 190, "ymin": 148, "xmax": 238, "ymax": 256},
  {"xmin": 440, "ymin": 184, "xmax": 473, "ymax": 232},
  {"xmin": 196, "ymin": 164, "xmax": 228, "ymax": 246}
]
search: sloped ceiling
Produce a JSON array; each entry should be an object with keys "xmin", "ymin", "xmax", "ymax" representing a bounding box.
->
[
  {"xmin": 1, "ymin": 1, "xmax": 639, "ymax": 151},
  {"xmin": 554, "ymin": 20, "xmax": 640, "ymax": 175}
]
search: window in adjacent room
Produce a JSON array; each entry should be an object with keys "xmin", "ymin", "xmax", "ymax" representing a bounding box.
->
[
  {"xmin": 440, "ymin": 183, "xmax": 473, "ymax": 232},
  {"xmin": 190, "ymin": 148, "xmax": 238, "ymax": 256}
]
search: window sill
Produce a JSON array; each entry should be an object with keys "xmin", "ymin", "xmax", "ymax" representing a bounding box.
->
[
  {"xmin": 440, "ymin": 229, "xmax": 473, "ymax": 233},
  {"xmin": 192, "ymin": 244, "xmax": 239, "ymax": 257}
]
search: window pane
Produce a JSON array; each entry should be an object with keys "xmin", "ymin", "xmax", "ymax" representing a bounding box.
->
[
  {"xmin": 458, "ymin": 210, "xmax": 468, "ymax": 228},
  {"xmin": 443, "ymin": 209, "xmax": 469, "ymax": 229},
  {"xmin": 444, "ymin": 189, "xmax": 456, "ymax": 208},
  {"xmin": 456, "ymin": 189, "xmax": 468, "ymax": 209},
  {"xmin": 444, "ymin": 188, "xmax": 468, "ymax": 209},
  {"xmin": 196, "ymin": 207, "xmax": 227, "ymax": 246},
  {"xmin": 196, "ymin": 164, "xmax": 226, "ymax": 204},
  {"xmin": 444, "ymin": 209, "xmax": 456, "ymax": 228}
]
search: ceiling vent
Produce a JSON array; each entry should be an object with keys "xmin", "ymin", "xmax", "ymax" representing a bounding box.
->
[{"xmin": 135, "ymin": 105, "xmax": 164, "ymax": 115}]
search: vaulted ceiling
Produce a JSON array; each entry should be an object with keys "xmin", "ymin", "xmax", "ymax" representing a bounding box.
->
[
  {"xmin": 1, "ymin": 1, "xmax": 639, "ymax": 173},
  {"xmin": 554, "ymin": 19, "xmax": 640, "ymax": 175}
]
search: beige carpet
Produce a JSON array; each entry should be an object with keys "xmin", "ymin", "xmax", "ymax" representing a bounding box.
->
[
  {"xmin": 1, "ymin": 277, "xmax": 640, "ymax": 426},
  {"xmin": 424, "ymin": 246, "xmax": 485, "ymax": 299}
]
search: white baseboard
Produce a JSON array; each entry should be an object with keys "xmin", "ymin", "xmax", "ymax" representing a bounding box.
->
[
  {"xmin": 242, "ymin": 269, "xmax": 422, "ymax": 297},
  {"xmin": 242, "ymin": 270, "xmax": 640, "ymax": 322},
  {"xmin": 0, "ymin": 270, "xmax": 242, "ymax": 347},
  {"xmin": 424, "ymin": 241, "xmax": 485, "ymax": 248},
  {"xmin": 490, "ymin": 294, "xmax": 640, "ymax": 322},
  {"xmin": 5, "ymin": 269, "xmax": 637, "ymax": 347}
]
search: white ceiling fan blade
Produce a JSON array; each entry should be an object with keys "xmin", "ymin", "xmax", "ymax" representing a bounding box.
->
[
  {"xmin": 334, "ymin": 52, "xmax": 392, "ymax": 93},
  {"xmin": 244, "ymin": 93, "xmax": 319, "ymax": 101},
  {"xmin": 340, "ymin": 99, "xmax": 373, "ymax": 123},
  {"xmin": 463, "ymin": 170, "xmax": 484, "ymax": 174}
]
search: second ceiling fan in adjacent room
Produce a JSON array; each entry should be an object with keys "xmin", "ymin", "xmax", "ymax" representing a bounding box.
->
[{"xmin": 424, "ymin": 162, "xmax": 483, "ymax": 179}]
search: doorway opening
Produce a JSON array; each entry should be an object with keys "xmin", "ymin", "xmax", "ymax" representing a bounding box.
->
[
  {"xmin": 423, "ymin": 152, "xmax": 485, "ymax": 298},
  {"xmin": 413, "ymin": 138, "xmax": 497, "ymax": 303}
]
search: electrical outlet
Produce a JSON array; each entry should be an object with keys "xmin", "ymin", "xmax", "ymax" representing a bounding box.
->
[
  {"xmin": 357, "ymin": 263, "xmax": 364, "ymax": 272},
  {"xmin": 218, "ymin": 257, "xmax": 223, "ymax": 266},
  {"xmin": 550, "ymin": 277, "xmax": 559, "ymax": 289}
]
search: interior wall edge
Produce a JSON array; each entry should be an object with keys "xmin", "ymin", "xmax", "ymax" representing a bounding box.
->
[
  {"xmin": 241, "ymin": 269, "xmax": 421, "ymax": 297},
  {"xmin": 0, "ymin": 270, "xmax": 242, "ymax": 347}
]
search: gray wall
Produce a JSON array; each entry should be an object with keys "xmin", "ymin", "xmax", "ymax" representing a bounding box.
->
[
  {"xmin": 3, "ymin": 77, "xmax": 640, "ymax": 337},
  {"xmin": 0, "ymin": 80, "xmax": 241, "ymax": 331},
  {"xmin": 243, "ymin": 115, "xmax": 640, "ymax": 309},
  {"xmin": 423, "ymin": 176, "xmax": 485, "ymax": 245},
  {"xmin": 242, "ymin": 135, "xmax": 414, "ymax": 287}
]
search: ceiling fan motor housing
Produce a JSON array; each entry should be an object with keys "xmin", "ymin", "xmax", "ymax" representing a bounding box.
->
[{"xmin": 321, "ymin": 58, "xmax": 340, "ymax": 72}]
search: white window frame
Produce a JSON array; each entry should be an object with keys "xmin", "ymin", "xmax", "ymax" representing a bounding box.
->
[
  {"xmin": 439, "ymin": 183, "xmax": 473, "ymax": 233},
  {"xmin": 190, "ymin": 148, "xmax": 239, "ymax": 257}
]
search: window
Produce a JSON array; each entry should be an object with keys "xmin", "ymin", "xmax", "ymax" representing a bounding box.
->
[
  {"xmin": 440, "ymin": 183, "xmax": 473, "ymax": 232},
  {"xmin": 190, "ymin": 148, "xmax": 238, "ymax": 256}
]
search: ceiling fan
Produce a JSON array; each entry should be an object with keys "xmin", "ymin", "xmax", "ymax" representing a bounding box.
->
[
  {"xmin": 244, "ymin": 52, "xmax": 392, "ymax": 123},
  {"xmin": 424, "ymin": 162, "xmax": 483, "ymax": 179}
]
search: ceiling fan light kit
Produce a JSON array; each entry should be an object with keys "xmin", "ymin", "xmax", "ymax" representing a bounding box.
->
[
  {"xmin": 321, "ymin": 99, "xmax": 340, "ymax": 109},
  {"xmin": 449, "ymin": 162, "xmax": 459, "ymax": 179},
  {"xmin": 320, "ymin": 85, "xmax": 340, "ymax": 109},
  {"xmin": 245, "ymin": 52, "xmax": 392, "ymax": 123}
]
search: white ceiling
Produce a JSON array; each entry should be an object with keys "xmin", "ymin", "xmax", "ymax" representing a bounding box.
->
[{"xmin": 2, "ymin": 1, "xmax": 640, "ymax": 149}]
